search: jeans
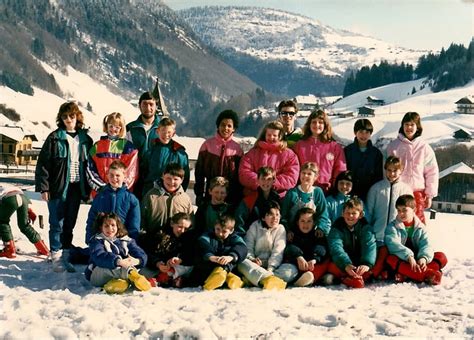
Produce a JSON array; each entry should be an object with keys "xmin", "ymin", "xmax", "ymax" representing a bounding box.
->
[{"xmin": 47, "ymin": 182, "xmax": 82, "ymax": 252}]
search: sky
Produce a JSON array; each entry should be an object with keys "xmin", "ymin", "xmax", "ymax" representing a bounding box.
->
[{"xmin": 165, "ymin": 0, "xmax": 473, "ymax": 51}]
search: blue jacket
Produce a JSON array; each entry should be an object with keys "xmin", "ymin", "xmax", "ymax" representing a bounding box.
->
[
  {"xmin": 126, "ymin": 115, "xmax": 160, "ymax": 161},
  {"xmin": 328, "ymin": 217, "xmax": 376, "ymax": 272},
  {"xmin": 384, "ymin": 215, "xmax": 434, "ymax": 263},
  {"xmin": 326, "ymin": 192, "xmax": 350, "ymax": 224},
  {"xmin": 142, "ymin": 139, "xmax": 190, "ymax": 195},
  {"xmin": 281, "ymin": 185, "xmax": 330, "ymax": 235},
  {"xmin": 85, "ymin": 184, "xmax": 140, "ymax": 243},
  {"xmin": 344, "ymin": 139, "xmax": 383, "ymax": 201},
  {"xmin": 197, "ymin": 231, "xmax": 247, "ymax": 269},
  {"xmin": 366, "ymin": 179, "xmax": 413, "ymax": 243},
  {"xmin": 85, "ymin": 233, "xmax": 147, "ymax": 281}
]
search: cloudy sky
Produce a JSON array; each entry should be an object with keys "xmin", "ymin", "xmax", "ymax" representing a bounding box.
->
[{"xmin": 166, "ymin": 0, "xmax": 473, "ymax": 51}]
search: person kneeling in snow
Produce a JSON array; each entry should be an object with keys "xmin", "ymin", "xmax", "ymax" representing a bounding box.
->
[
  {"xmin": 0, "ymin": 183, "xmax": 49, "ymax": 258},
  {"xmin": 385, "ymin": 194, "xmax": 447, "ymax": 285},
  {"xmin": 85, "ymin": 212, "xmax": 151, "ymax": 294}
]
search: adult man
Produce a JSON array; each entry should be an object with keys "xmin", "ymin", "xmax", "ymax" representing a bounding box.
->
[
  {"xmin": 126, "ymin": 91, "xmax": 161, "ymax": 198},
  {"xmin": 277, "ymin": 99, "xmax": 302, "ymax": 148}
]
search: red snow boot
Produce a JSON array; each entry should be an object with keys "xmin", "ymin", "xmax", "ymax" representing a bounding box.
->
[
  {"xmin": 342, "ymin": 276, "xmax": 364, "ymax": 288},
  {"xmin": 34, "ymin": 240, "xmax": 50, "ymax": 256},
  {"xmin": 424, "ymin": 269, "xmax": 442, "ymax": 286},
  {"xmin": 0, "ymin": 240, "xmax": 16, "ymax": 258}
]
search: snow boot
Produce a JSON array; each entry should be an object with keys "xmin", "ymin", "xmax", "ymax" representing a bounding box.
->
[
  {"xmin": 261, "ymin": 275, "xmax": 286, "ymax": 291},
  {"xmin": 320, "ymin": 273, "xmax": 335, "ymax": 286},
  {"xmin": 51, "ymin": 250, "xmax": 65, "ymax": 272},
  {"xmin": 61, "ymin": 249, "xmax": 76, "ymax": 272},
  {"xmin": 294, "ymin": 271, "xmax": 314, "ymax": 287},
  {"xmin": 104, "ymin": 279, "xmax": 130, "ymax": 294},
  {"xmin": 34, "ymin": 240, "xmax": 50, "ymax": 256},
  {"xmin": 226, "ymin": 272, "xmax": 244, "ymax": 290},
  {"xmin": 203, "ymin": 267, "xmax": 227, "ymax": 291},
  {"xmin": 128, "ymin": 269, "xmax": 151, "ymax": 291},
  {"xmin": 341, "ymin": 276, "xmax": 365, "ymax": 288},
  {"xmin": 424, "ymin": 269, "xmax": 442, "ymax": 286},
  {"xmin": 0, "ymin": 240, "xmax": 16, "ymax": 258}
]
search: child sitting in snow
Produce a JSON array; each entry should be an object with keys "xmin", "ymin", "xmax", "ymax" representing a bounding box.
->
[
  {"xmin": 145, "ymin": 212, "xmax": 196, "ymax": 288},
  {"xmin": 237, "ymin": 200, "xmax": 292, "ymax": 290},
  {"xmin": 385, "ymin": 194, "xmax": 447, "ymax": 285},
  {"xmin": 0, "ymin": 183, "xmax": 49, "ymax": 258},
  {"xmin": 192, "ymin": 214, "xmax": 247, "ymax": 290},
  {"xmin": 85, "ymin": 212, "xmax": 151, "ymax": 294},
  {"xmin": 327, "ymin": 197, "xmax": 377, "ymax": 288},
  {"xmin": 283, "ymin": 207, "xmax": 329, "ymax": 287}
]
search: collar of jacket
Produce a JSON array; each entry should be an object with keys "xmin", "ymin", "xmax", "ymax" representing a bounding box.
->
[
  {"xmin": 214, "ymin": 131, "xmax": 234, "ymax": 144},
  {"xmin": 257, "ymin": 140, "xmax": 285, "ymax": 152},
  {"xmin": 151, "ymin": 138, "xmax": 185, "ymax": 152}
]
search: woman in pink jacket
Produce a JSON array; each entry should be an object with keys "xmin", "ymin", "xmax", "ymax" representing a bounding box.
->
[
  {"xmin": 386, "ymin": 112, "xmax": 439, "ymax": 223},
  {"xmin": 239, "ymin": 121, "xmax": 299, "ymax": 198},
  {"xmin": 293, "ymin": 110, "xmax": 346, "ymax": 194}
]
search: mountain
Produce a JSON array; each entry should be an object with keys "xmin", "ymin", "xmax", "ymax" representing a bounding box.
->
[
  {"xmin": 0, "ymin": 0, "xmax": 258, "ymax": 134},
  {"xmin": 178, "ymin": 6, "xmax": 427, "ymax": 97}
]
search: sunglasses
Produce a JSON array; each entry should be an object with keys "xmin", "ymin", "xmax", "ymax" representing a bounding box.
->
[
  {"xmin": 279, "ymin": 111, "xmax": 296, "ymax": 117},
  {"xmin": 61, "ymin": 113, "xmax": 76, "ymax": 120}
]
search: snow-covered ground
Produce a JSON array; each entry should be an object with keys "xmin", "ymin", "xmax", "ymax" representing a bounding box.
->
[{"xmin": 0, "ymin": 190, "xmax": 473, "ymax": 338}]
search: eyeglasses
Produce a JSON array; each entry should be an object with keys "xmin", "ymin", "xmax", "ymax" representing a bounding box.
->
[
  {"xmin": 279, "ymin": 111, "xmax": 296, "ymax": 117},
  {"xmin": 61, "ymin": 113, "xmax": 76, "ymax": 120}
]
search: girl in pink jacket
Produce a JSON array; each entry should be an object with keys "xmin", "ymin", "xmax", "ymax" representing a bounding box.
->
[
  {"xmin": 293, "ymin": 110, "xmax": 347, "ymax": 194},
  {"xmin": 386, "ymin": 112, "xmax": 439, "ymax": 223},
  {"xmin": 239, "ymin": 121, "xmax": 299, "ymax": 198}
]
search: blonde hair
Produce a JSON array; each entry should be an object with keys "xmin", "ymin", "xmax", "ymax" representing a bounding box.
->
[
  {"xmin": 209, "ymin": 176, "xmax": 229, "ymax": 190},
  {"xmin": 103, "ymin": 112, "xmax": 126, "ymax": 138},
  {"xmin": 256, "ymin": 120, "xmax": 286, "ymax": 148},
  {"xmin": 300, "ymin": 162, "xmax": 319, "ymax": 174}
]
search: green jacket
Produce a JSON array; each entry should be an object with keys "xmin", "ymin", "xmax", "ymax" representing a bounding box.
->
[
  {"xmin": 328, "ymin": 216, "xmax": 376, "ymax": 272},
  {"xmin": 125, "ymin": 115, "xmax": 160, "ymax": 162}
]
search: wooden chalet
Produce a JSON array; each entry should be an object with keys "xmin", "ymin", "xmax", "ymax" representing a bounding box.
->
[
  {"xmin": 366, "ymin": 96, "xmax": 385, "ymax": 106},
  {"xmin": 455, "ymin": 96, "xmax": 474, "ymax": 114},
  {"xmin": 433, "ymin": 162, "xmax": 474, "ymax": 214},
  {"xmin": 0, "ymin": 126, "xmax": 39, "ymax": 166},
  {"xmin": 358, "ymin": 106, "xmax": 375, "ymax": 117}
]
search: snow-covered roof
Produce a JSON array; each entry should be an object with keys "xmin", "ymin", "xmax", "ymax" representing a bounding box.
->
[
  {"xmin": 455, "ymin": 96, "xmax": 474, "ymax": 104},
  {"xmin": 439, "ymin": 162, "xmax": 474, "ymax": 179},
  {"xmin": 0, "ymin": 126, "xmax": 24, "ymax": 142},
  {"xmin": 295, "ymin": 95, "xmax": 318, "ymax": 105}
]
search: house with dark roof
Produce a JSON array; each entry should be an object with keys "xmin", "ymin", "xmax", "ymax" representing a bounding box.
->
[
  {"xmin": 358, "ymin": 106, "xmax": 375, "ymax": 117},
  {"xmin": 366, "ymin": 96, "xmax": 385, "ymax": 106},
  {"xmin": 455, "ymin": 96, "xmax": 474, "ymax": 114},
  {"xmin": 433, "ymin": 162, "xmax": 474, "ymax": 214},
  {"xmin": 453, "ymin": 129, "xmax": 472, "ymax": 141}
]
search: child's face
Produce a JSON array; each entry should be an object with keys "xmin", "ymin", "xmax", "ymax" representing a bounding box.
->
[
  {"xmin": 218, "ymin": 118, "xmax": 235, "ymax": 140},
  {"xmin": 107, "ymin": 168, "xmax": 125, "ymax": 189},
  {"xmin": 310, "ymin": 118, "xmax": 325, "ymax": 137},
  {"xmin": 343, "ymin": 207, "xmax": 363, "ymax": 227},
  {"xmin": 101, "ymin": 218, "xmax": 118, "ymax": 238},
  {"xmin": 162, "ymin": 173, "xmax": 183, "ymax": 193},
  {"xmin": 158, "ymin": 125, "xmax": 175, "ymax": 144},
  {"xmin": 257, "ymin": 174, "xmax": 275, "ymax": 192},
  {"xmin": 265, "ymin": 128, "xmax": 281, "ymax": 144},
  {"xmin": 385, "ymin": 164, "xmax": 402, "ymax": 183},
  {"xmin": 61, "ymin": 113, "xmax": 76, "ymax": 131},
  {"xmin": 396, "ymin": 205, "xmax": 415, "ymax": 223},
  {"xmin": 172, "ymin": 219, "xmax": 191, "ymax": 237},
  {"xmin": 209, "ymin": 185, "xmax": 227, "ymax": 204},
  {"xmin": 107, "ymin": 121, "xmax": 122, "ymax": 137},
  {"xmin": 263, "ymin": 208, "xmax": 280, "ymax": 229},
  {"xmin": 355, "ymin": 129, "xmax": 371, "ymax": 146},
  {"xmin": 298, "ymin": 213, "xmax": 314, "ymax": 234},
  {"xmin": 337, "ymin": 180, "xmax": 353, "ymax": 196},
  {"xmin": 215, "ymin": 222, "xmax": 234, "ymax": 240},
  {"xmin": 403, "ymin": 121, "xmax": 417, "ymax": 140},
  {"xmin": 300, "ymin": 169, "xmax": 317, "ymax": 186}
]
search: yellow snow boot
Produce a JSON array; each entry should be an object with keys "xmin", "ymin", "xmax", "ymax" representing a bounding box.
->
[
  {"xmin": 128, "ymin": 269, "xmax": 152, "ymax": 291},
  {"xmin": 203, "ymin": 267, "xmax": 227, "ymax": 291},
  {"xmin": 261, "ymin": 275, "xmax": 286, "ymax": 291},
  {"xmin": 103, "ymin": 279, "xmax": 129, "ymax": 294},
  {"xmin": 226, "ymin": 272, "xmax": 244, "ymax": 290}
]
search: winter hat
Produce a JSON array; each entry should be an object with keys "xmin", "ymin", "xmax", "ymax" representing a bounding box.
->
[{"xmin": 335, "ymin": 170, "xmax": 353, "ymax": 184}]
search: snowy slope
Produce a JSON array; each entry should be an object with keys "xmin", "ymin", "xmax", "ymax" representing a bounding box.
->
[
  {"xmin": 180, "ymin": 6, "xmax": 427, "ymax": 77},
  {"xmin": 319, "ymin": 80, "xmax": 474, "ymax": 146},
  {"xmin": 0, "ymin": 189, "xmax": 473, "ymax": 338}
]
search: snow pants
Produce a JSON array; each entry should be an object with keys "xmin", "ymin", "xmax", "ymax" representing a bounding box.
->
[
  {"xmin": 386, "ymin": 251, "xmax": 447, "ymax": 282},
  {"xmin": 0, "ymin": 194, "xmax": 40, "ymax": 243}
]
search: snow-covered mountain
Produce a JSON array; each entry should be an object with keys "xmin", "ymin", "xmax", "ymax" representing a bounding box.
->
[{"xmin": 179, "ymin": 6, "xmax": 427, "ymax": 78}]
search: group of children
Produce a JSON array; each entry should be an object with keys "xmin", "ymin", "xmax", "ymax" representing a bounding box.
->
[{"xmin": 0, "ymin": 95, "xmax": 447, "ymax": 294}]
